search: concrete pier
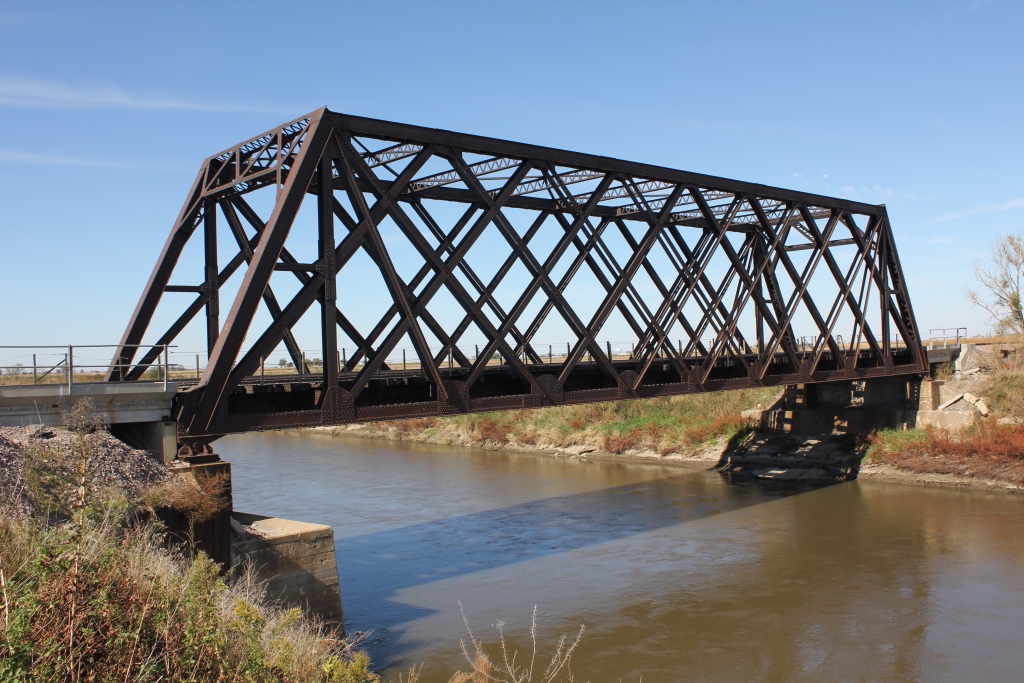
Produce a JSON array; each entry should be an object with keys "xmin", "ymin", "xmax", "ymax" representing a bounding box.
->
[{"xmin": 231, "ymin": 512, "xmax": 344, "ymax": 627}]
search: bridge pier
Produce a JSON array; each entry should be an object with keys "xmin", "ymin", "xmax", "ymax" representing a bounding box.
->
[
  {"xmin": 109, "ymin": 418, "xmax": 178, "ymax": 464},
  {"xmin": 760, "ymin": 376, "xmax": 927, "ymax": 435}
]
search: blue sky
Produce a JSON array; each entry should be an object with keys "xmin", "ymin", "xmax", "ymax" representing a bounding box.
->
[{"xmin": 0, "ymin": 0, "xmax": 1021, "ymax": 364}]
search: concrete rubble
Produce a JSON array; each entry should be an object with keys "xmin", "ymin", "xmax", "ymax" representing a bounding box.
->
[{"xmin": 717, "ymin": 431, "xmax": 863, "ymax": 482}]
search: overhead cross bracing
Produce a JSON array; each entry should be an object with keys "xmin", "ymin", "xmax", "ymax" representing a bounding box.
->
[{"xmin": 108, "ymin": 107, "xmax": 927, "ymax": 446}]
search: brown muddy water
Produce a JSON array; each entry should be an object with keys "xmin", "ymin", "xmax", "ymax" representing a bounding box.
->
[{"xmin": 219, "ymin": 431, "xmax": 1024, "ymax": 682}]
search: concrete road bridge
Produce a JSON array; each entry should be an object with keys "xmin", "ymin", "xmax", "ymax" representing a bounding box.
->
[{"xmin": 4, "ymin": 109, "xmax": 930, "ymax": 455}]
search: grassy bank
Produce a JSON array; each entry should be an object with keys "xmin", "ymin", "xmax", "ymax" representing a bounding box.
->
[
  {"xmin": 0, "ymin": 507, "xmax": 377, "ymax": 683},
  {"xmin": 867, "ymin": 421, "xmax": 1024, "ymax": 485},
  {"xmin": 867, "ymin": 358, "xmax": 1024, "ymax": 487},
  {"xmin": 0, "ymin": 408, "xmax": 378, "ymax": 683},
  {"xmin": 360, "ymin": 388, "xmax": 781, "ymax": 456}
]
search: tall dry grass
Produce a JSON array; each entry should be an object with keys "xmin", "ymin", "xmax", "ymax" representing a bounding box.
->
[
  {"xmin": 0, "ymin": 504, "xmax": 376, "ymax": 682},
  {"xmin": 0, "ymin": 402, "xmax": 377, "ymax": 683},
  {"xmin": 868, "ymin": 421, "xmax": 1024, "ymax": 485},
  {"xmin": 868, "ymin": 347, "xmax": 1024, "ymax": 484}
]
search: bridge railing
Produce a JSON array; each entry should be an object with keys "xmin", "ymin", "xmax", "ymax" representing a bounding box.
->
[
  {"xmin": 3, "ymin": 335, "xmax": 915, "ymax": 388},
  {"xmin": 927, "ymin": 328, "xmax": 967, "ymax": 350},
  {"xmin": 165, "ymin": 335, "xmax": 915, "ymax": 386},
  {"xmin": 0, "ymin": 345, "xmax": 174, "ymax": 389}
]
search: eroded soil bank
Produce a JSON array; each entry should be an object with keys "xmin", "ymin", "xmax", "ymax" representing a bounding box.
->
[
  {"xmin": 319, "ymin": 421, "xmax": 1023, "ymax": 493},
  {"xmin": 315, "ymin": 345, "xmax": 1024, "ymax": 493}
]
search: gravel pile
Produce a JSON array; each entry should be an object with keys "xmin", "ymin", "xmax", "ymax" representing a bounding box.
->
[{"xmin": 0, "ymin": 424, "xmax": 173, "ymax": 515}]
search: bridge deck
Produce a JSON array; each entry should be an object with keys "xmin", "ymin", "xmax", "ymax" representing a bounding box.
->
[{"xmin": 0, "ymin": 381, "xmax": 177, "ymax": 428}]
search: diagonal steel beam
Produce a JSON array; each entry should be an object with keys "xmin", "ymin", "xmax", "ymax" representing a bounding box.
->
[
  {"xmin": 218, "ymin": 146, "xmax": 436, "ymax": 418},
  {"xmin": 230, "ymin": 194, "xmax": 387, "ymax": 371},
  {"xmin": 334, "ymin": 136, "xmax": 448, "ymax": 400},
  {"xmin": 336, "ymin": 140, "xmax": 541, "ymax": 398}
]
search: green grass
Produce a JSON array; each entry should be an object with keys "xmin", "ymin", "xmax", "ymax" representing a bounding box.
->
[{"xmin": 397, "ymin": 388, "xmax": 780, "ymax": 455}]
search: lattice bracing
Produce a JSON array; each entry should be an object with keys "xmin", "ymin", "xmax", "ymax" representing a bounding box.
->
[{"xmin": 109, "ymin": 108, "xmax": 926, "ymax": 444}]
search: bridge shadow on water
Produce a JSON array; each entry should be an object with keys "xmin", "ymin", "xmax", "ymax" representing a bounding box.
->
[{"xmin": 337, "ymin": 470, "xmax": 836, "ymax": 652}]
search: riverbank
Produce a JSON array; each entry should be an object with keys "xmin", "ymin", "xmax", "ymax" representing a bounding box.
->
[
  {"xmin": 326, "ymin": 387, "xmax": 779, "ymax": 458},
  {"xmin": 0, "ymin": 410, "xmax": 379, "ymax": 683},
  {"xmin": 321, "ymin": 368, "xmax": 1024, "ymax": 492},
  {"xmin": 327, "ymin": 417, "xmax": 1024, "ymax": 492}
]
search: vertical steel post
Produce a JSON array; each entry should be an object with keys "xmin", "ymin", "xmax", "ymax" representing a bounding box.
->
[
  {"xmin": 318, "ymin": 156, "xmax": 339, "ymax": 393},
  {"xmin": 549, "ymin": 345, "xmax": 552, "ymax": 363},
  {"xmin": 163, "ymin": 345, "xmax": 169, "ymax": 391},
  {"xmin": 403, "ymin": 348, "xmax": 406, "ymax": 371},
  {"xmin": 67, "ymin": 346, "xmax": 73, "ymax": 392},
  {"xmin": 196, "ymin": 354, "xmax": 200, "ymax": 379},
  {"xmin": 32, "ymin": 354, "xmax": 37, "ymax": 384},
  {"xmin": 260, "ymin": 357, "xmax": 265, "ymax": 385},
  {"xmin": 204, "ymin": 200, "xmax": 219, "ymax": 356}
]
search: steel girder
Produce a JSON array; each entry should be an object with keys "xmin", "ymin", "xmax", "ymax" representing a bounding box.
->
[{"xmin": 108, "ymin": 107, "xmax": 927, "ymax": 445}]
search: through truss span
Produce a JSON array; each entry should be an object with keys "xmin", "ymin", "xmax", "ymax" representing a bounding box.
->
[{"xmin": 108, "ymin": 108, "xmax": 927, "ymax": 445}]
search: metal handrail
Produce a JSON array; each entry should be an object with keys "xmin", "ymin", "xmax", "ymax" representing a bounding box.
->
[
  {"xmin": 0, "ymin": 344, "xmax": 174, "ymax": 390},
  {"xmin": 927, "ymin": 327, "xmax": 967, "ymax": 350},
  {"xmin": 3, "ymin": 333, "xmax": 913, "ymax": 389}
]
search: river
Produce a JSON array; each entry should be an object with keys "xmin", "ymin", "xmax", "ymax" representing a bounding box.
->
[{"xmin": 219, "ymin": 430, "xmax": 1024, "ymax": 682}]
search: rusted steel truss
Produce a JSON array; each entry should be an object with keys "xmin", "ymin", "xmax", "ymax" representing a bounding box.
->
[{"xmin": 109, "ymin": 108, "xmax": 927, "ymax": 444}]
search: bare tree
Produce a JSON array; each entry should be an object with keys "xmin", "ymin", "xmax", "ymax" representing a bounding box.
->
[{"xmin": 966, "ymin": 231, "xmax": 1024, "ymax": 335}]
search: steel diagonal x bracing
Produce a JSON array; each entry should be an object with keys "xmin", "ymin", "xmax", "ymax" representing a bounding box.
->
[{"xmin": 109, "ymin": 107, "xmax": 927, "ymax": 446}]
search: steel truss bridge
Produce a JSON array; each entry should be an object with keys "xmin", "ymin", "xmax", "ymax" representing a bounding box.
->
[{"xmin": 108, "ymin": 108, "xmax": 927, "ymax": 447}]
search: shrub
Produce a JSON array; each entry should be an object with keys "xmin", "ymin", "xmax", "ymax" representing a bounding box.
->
[
  {"xmin": 0, "ymin": 399, "xmax": 377, "ymax": 683},
  {"xmin": 476, "ymin": 417, "xmax": 511, "ymax": 443},
  {"xmin": 868, "ymin": 422, "xmax": 1024, "ymax": 485}
]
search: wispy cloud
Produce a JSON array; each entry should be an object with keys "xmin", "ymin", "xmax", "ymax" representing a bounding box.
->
[
  {"xmin": 0, "ymin": 149, "xmax": 188, "ymax": 171},
  {"xmin": 838, "ymin": 184, "xmax": 897, "ymax": 201},
  {"xmin": 0, "ymin": 75, "xmax": 291, "ymax": 113},
  {"xmin": 930, "ymin": 197, "xmax": 1024, "ymax": 224},
  {"xmin": 930, "ymin": 235, "xmax": 953, "ymax": 244},
  {"xmin": 963, "ymin": 0, "xmax": 994, "ymax": 13}
]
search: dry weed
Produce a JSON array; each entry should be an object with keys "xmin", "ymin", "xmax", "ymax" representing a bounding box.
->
[
  {"xmin": 869, "ymin": 421, "xmax": 1024, "ymax": 484},
  {"xmin": 449, "ymin": 604, "xmax": 584, "ymax": 683}
]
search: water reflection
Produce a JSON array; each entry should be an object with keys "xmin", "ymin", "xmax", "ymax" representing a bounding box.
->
[
  {"xmin": 221, "ymin": 432, "xmax": 1024, "ymax": 682},
  {"xmin": 338, "ymin": 474, "xmax": 829, "ymax": 631}
]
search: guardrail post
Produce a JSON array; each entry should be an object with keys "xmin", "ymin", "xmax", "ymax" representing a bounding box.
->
[
  {"xmin": 67, "ymin": 346, "xmax": 74, "ymax": 392},
  {"xmin": 163, "ymin": 345, "xmax": 169, "ymax": 390},
  {"xmin": 32, "ymin": 354, "xmax": 37, "ymax": 384}
]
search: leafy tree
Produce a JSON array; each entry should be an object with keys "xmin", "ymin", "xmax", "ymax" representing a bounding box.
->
[{"xmin": 966, "ymin": 231, "xmax": 1024, "ymax": 335}]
